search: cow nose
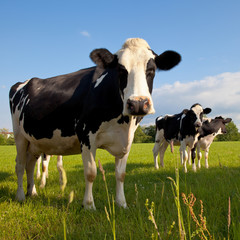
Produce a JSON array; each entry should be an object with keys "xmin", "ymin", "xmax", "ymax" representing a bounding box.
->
[{"xmin": 127, "ymin": 97, "xmax": 150, "ymax": 116}]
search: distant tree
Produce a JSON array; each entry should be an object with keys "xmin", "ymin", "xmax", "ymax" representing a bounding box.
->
[
  {"xmin": 0, "ymin": 128, "xmax": 15, "ymax": 145},
  {"xmin": 0, "ymin": 134, "xmax": 6, "ymax": 145},
  {"xmin": 133, "ymin": 126, "xmax": 152, "ymax": 143},
  {"xmin": 216, "ymin": 121, "xmax": 240, "ymax": 141},
  {"xmin": 142, "ymin": 125, "xmax": 156, "ymax": 142},
  {"xmin": 0, "ymin": 128, "xmax": 9, "ymax": 134},
  {"xmin": 6, "ymin": 136, "xmax": 15, "ymax": 145}
]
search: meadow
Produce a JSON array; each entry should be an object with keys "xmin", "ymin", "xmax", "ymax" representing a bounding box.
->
[{"xmin": 0, "ymin": 142, "xmax": 239, "ymax": 240}]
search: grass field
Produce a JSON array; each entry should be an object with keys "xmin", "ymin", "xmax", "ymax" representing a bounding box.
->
[{"xmin": 0, "ymin": 142, "xmax": 239, "ymax": 239}]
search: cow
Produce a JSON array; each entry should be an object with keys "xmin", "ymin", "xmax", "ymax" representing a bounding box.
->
[
  {"xmin": 9, "ymin": 38, "xmax": 181, "ymax": 209},
  {"xmin": 152, "ymin": 103, "xmax": 211, "ymax": 172},
  {"xmin": 190, "ymin": 116, "xmax": 232, "ymax": 171},
  {"xmin": 36, "ymin": 154, "xmax": 63, "ymax": 188}
]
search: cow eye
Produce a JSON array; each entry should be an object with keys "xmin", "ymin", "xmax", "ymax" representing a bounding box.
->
[
  {"xmin": 118, "ymin": 65, "xmax": 128, "ymax": 92},
  {"xmin": 146, "ymin": 68, "xmax": 155, "ymax": 78}
]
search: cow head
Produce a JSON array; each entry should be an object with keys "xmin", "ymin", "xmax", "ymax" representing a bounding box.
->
[
  {"xmin": 214, "ymin": 116, "xmax": 232, "ymax": 134},
  {"xmin": 90, "ymin": 38, "xmax": 181, "ymax": 117},
  {"xmin": 186, "ymin": 103, "xmax": 212, "ymax": 128}
]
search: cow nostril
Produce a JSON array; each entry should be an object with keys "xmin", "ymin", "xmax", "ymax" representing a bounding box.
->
[
  {"xmin": 143, "ymin": 100, "xmax": 150, "ymax": 111},
  {"xmin": 127, "ymin": 99, "xmax": 134, "ymax": 111},
  {"xmin": 127, "ymin": 99, "xmax": 138, "ymax": 114}
]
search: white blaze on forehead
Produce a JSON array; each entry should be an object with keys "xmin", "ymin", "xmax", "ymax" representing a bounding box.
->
[
  {"xmin": 94, "ymin": 72, "xmax": 108, "ymax": 88},
  {"xmin": 116, "ymin": 38, "xmax": 156, "ymax": 115},
  {"xmin": 191, "ymin": 104, "xmax": 203, "ymax": 116},
  {"xmin": 191, "ymin": 104, "xmax": 203, "ymax": 124}
]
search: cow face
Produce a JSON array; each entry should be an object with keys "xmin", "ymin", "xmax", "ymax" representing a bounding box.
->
[
  {"xmin": 91, "ymin": 38, "xmax": 181, "ymax": 117},
  {"xmin": 214, "ymin": 116, "xmax": 232, "ymax": 134},
  {"xmin": 116, "ymin": 38, "xmax": 181, "ymax": 116},
  {"xmin": 188, "ymin": 103, "xmax": 212, "ymax": 128},
  {"xmin": 90, "ymin": 38, "xmax": 181, "ymax": 116}
]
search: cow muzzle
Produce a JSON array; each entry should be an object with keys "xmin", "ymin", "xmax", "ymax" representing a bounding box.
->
[
  {"xmin": 194, "ymin": 121, "xmax": 202, "ymax": 128},
  {"xmin": 126, "ymin": 97, "xmax": 151, "ymax": 116}
]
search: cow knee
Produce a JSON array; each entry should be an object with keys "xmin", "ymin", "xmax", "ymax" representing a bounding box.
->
[
  {"xmin": 86, "ymin": 168, "xmax": 97, "ymax": 182},
  {"xmin": 116, "ymin": 172, "xmax": 126, "ymax": 182}
]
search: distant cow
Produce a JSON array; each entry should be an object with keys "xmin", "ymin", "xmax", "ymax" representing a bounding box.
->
[
  {"xmin": 36, "ymin": 154, "xmax": 63, "ymax": 188},
  {"xmin": 190, "ymin": 116, "xmax": 232, "ymax": 171},
  {"xmin": 152, "ymin": 104, "xmax": 211, "ymax": 172},
  {"xmin": 9, "ymin": 38, "xmax": 181, "ymax": 209}
]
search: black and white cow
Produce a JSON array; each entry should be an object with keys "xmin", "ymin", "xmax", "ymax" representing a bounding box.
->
[
  {"xmin": 152, "ymin": 104, "xmax": 211, "ymax": 172},
  {"xmin": 190, "ymin": 116, "xmax": 232, "ymax": 171},
  {"xmin": 9, "ymin": 38, "xmax": 181, "ymax": 209}
]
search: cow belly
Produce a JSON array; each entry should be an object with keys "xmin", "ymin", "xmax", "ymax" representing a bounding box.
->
[{"xmin": 24, "ymin": 129, "xmax": 81, "ymax": 155}]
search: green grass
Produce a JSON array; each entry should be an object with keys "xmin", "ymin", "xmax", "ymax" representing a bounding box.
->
[{"xmin": 0, "ymin": 142, "xmax": 239, "ymax": 239}]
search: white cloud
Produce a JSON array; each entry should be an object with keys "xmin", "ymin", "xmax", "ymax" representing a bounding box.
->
[
  {"xmin": 141, "ymin": 72, "xmax": 240, "ymax": 130},
  {"xmin": 1, "ymin": 85, "xmax": 6, "ymax": 88},
  {"xmin": 80, "ymin": 31, "xmax": 90, "ymax": 37}
]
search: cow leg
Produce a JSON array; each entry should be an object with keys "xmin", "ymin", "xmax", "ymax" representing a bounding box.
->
[
  {"xmin": 57, "ymin": 155, "xmax": 64, "ymax": 186},
  {"xmin": 180, "ymin": 142, "xmax": 188, "ymax": 173},
  {"xmin": 115, "ymin": 153, "xmax": 129, "ymax": 208},
  {"xmin": 197, "ymin": 144, "xmax": 202, "ymax": 169},
  {"xmin": 187, "ymin": 147, "xmax": 192, "ymax": 165},
  {"xmin": 205, "ymin": 148, "xmax": 209, "ymax": 169},
  {"xmin": 15, "ymin": 136, "xmax": 29, "ymax": 201},
  {"xmin": 191, "ymin": 147, "xmax": 197, "ymax": 172},
  {"xmin": 25, "ymin": 152, "xmax": 38, "ymax": 197},
  {"xmin": 159, "ymin": 140, "xmax": 168, "ymax": 168},
  {"xmin": 82, "ymin": 145, "xmax": 97, "ymax": 210},
  {"xmin": 36, "ymin": 154, "xmax": 42, "ymax": 179},
  {"xmin": 40, "ymin": 154, "xmax": 51, "ymax": 189},
  {"xmin": 152, "ymin": 141, "xmax": 160, "ymax": 169}
]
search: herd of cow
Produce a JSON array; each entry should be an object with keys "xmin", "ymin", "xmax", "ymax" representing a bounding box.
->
[{"xmin": 9, "ymin": 38, "xmax": 231, "ymax": 209}]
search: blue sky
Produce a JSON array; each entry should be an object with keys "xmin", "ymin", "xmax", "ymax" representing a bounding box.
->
[{"xmin": 1, "ymin": 0, "xmax": 240, "ymax": 131}]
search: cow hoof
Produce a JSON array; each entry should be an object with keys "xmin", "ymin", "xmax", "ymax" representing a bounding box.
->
[
  {"xmin": 39, "ymin": 183, "xmax": 46, "ymax": 189},
  {"xmin": 16, "ymin": 188, "xmax": 25, "ymax": 201},
  {"xmin": 155, "ymin": 165, "xmax": 159, "ymax": 169},
  {"xmin": 27, "ymin": 185, "xmax": 38, "ymax": 197},
  {"xmin": 116, "ymin": 200, "xmax": 127, "ymax": 209},
  {"xmin": 83, "ymin": 201, "xmax": 96, "ymax": 210}
]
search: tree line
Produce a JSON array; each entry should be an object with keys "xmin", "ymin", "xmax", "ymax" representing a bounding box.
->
[
  {"xmin": 0, "ymin": 122, "xmax": 240, "ymax": 145},
  {"xmin": 0, "ymin": 128, "xmax": 15, "ymax": 145}
]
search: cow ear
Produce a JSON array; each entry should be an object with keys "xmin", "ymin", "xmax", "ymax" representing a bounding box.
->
[
  {"xmin": 155, "ymin": 51, "xmax": 181, "ymax": 70},
  {"xmin": 203, "ymin": 108, "xmax": 211, "ymax": 114},
  {"xmin": 224, "ymin": 118, "xmax": 232, "ymax": 124},
  {"xmin": 182, "ymin": 109, "xmax": 188, "ymax": 115},
  {"xmin": 90, "ymin": 48, "xmax": 115, "ymax": 68}
]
